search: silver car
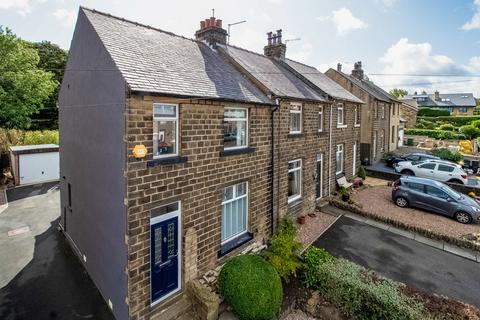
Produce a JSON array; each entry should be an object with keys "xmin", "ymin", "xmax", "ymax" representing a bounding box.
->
[{"xmin": 392, "ymin": 176, "xmax": 480, "ymax": 224}]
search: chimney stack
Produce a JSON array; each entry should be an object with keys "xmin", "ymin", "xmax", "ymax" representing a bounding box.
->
[
  {"xmin": 195, "ymin": 16, "xmax": 227, "ymax": 47},
  {"xmin": 351, "ymin": 61, "xmax": 364, "ymax": 80},
  {"xmin": 264, "ymin": 29, "xmax": 286, "ymax": 60},
  {"xmin": 434, "ymin": 90, "xmax": 440, "ymax": 101},
  {"xmin": 337, "ymin": 63, "xmax": 342, "ymax": 72}
]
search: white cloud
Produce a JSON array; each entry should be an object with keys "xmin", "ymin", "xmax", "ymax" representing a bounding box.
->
[
  {"xmin": 317, "ymin": 8, "xmax": 367, "ymax": 36},
  {"xmin": 462, "ymin": 0, "xmax": 480, "ymax": 30},
  {"xmin": 0, "ymin": 0, "xmax": 46, "ymax": 15},
  {"xmin": 53, "ymin": 8, "xmax": 76, "ymax": 28},
  {"xmin": 372, "ymin": 38, "xmax": 480, "ymax": 97},
  {"xmin": 375, "ymin": 0, "xmax": 397, "ymax": 7},
  {"xmin": 287, "ymin": 43, "xmax": 313, "ymax": 63}
]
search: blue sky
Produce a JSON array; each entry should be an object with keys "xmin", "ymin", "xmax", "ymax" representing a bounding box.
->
[{"xmin": 1, "ymin": 0, "xmax": 480, "ymax": 96}]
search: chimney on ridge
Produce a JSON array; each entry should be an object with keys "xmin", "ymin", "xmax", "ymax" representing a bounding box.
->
[
  {"xmin": 337, "ymin": 63, "xmax": 342, "ymax": 72},
  {"xmin": 434, "ymin": 90, "xmax": 440, "ymax": 101},
  {"xmin": 195, "ymin": 16, "xmax": 227, "ymax": 47},
  {"xmin": 351, "ymin": 61, "xmax": 364, "ymax": 80},
  {"xmin": 264, "ymin": 29, "xmax": 286, "ymax": 60}
]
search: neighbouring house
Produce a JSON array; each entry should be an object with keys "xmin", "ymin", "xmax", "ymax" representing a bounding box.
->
[
  {"xmin": 403, "ymin": 91, "xmax": 477, "ymax": 116},
  {"xmin": 326, "ymin": 62, "xmax": 398, "ymax": 165},
  {"xmin": 59, "ymin": 7, "xmax": 363, "ymax": 320},
  {"xmin": 400, "ymin": 99, "xmax": 419, "ymax": 128}
]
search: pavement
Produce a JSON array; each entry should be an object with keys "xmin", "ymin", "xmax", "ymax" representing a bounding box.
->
[
  {"xmin": 314, "ymin": 215, "xmax": 480, "ymax": 308},
  {"xmin": 0, "ymin": 184, "xmax": 113, "ymax": 320}
]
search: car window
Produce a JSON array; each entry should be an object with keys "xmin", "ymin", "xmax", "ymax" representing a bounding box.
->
[
  {"xmin": 441, "ymin": 186, "xmax": 462, "ymax": 200},
  {"xmin": 418, "ymin": 163, "xmax": 436, "ymax": 170},
  {"xmin": 437, "ymin": 164, "xmax": 454, "ymax": 173},
  {"xmin": 406, "ymin": 182, "xmax": 424, "ymax": 193},
  {"xmin": 406, "ymin": 155, "xmax": 420, "ymax": 161},
  {"xmin": 425, "ymin": 185, "xmax": 448, "ymax": 199}
]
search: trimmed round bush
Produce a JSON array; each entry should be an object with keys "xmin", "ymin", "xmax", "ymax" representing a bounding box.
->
[
  {"xmin": 219, "ymin": 254, "xmax": 283, "ymax": 320},
  {"xmin": 438, "ymin": 123, "xmax": 454, "ymax": 131}
]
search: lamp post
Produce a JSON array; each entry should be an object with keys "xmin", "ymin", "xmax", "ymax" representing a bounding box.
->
[{"xmin": 228, "ymin": 20, "xmax": 247, "ymax": 44}]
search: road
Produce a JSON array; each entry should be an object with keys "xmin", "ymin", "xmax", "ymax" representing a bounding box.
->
[
  {"xmin": 0, "ymin": 184, "xmax": 113, "ymax": 320},
  {"xmin": 314, "ymin": 215, "xmax": 480, "ymax": 308}
]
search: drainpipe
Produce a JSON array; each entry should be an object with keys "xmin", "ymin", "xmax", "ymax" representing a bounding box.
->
[
  {"xmin": 270, "ymin": 99, "xmax": 279, "ymax": 235},
  {"xmin": 328, "ymin": 102, "xmax": 334, "ymax": 196}
]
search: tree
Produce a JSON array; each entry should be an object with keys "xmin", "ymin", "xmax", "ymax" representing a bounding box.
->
[
  {"xmin": 29, "ymin": 41, "xmax": 68, "ymax": 129},
  {"xmin": 389, "ymin": 88, "xmax": 408, "ymax": 98},
  {"xmin": 0, "ymin": 27, "xmax": 56, "ymax": 129}
]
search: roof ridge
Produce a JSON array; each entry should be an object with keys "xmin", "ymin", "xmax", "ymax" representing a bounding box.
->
[
  {"xmin": 80, "ymin": 6, "xmax": 202, "ymax": 45},
  {"xmin": 285, "ymin": 58, "xmax": 318, "ymax": 70},
  {"xmin": 224, "ymin": 43, "xmax": 269, "ymax": 59}
]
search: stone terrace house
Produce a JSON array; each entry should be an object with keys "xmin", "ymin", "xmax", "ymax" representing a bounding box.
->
[
  {"xmin": 326, "ymin": 62, "xmax": 399, "ymax": 164},
  {"xmin": 403, "ymin": 91, "xmax": 477, "ymax": 116},
  {"xmin": 59, "ymin": 8, "xmax": 362, "ymax": 320}
]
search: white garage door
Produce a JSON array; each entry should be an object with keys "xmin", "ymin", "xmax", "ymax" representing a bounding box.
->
[{"xmin": 19, "ymin": 152, "xmax": 59, "ymax": 185}]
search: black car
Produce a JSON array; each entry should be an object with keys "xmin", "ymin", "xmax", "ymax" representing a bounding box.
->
[{"xmin": 385, "ymin": 153, "xmax": 440, "ymax": 168}]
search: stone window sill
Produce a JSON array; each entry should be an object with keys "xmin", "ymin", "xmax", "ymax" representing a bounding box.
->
[
  {"xmin": 218, "ymin": 232, "xmax": 253, "ymax": 258},
  {"xmin": 147, "ymin": 156, "xmax": 188, "ymax": 167},
  {"xmin": 288, "ymin": 197, "xmax": 303, "ymax": 207},
  {"xmin": 288, "ymin": 133, "xmax": 304, "ymax": 138},
  {"xmin": 219, "ymin": 147, "xmax": 255, "ymax": 157},
  {"xmin": 337, "ymin": 125, "xmax": 348, "ymax": 129}
]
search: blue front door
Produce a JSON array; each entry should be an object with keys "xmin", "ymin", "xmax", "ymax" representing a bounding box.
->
[{"xmin": 151, "ymin": 216, "xmax": 179, "ymax": 303}]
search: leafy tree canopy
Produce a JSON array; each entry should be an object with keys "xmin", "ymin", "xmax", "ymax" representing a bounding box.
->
[
  {"xmin": 0, "ymin": 27, "xmax": 57, "ymax": 129},
  {"xmin": 389, "ymin": 88, "xmax": 408, "ymax": 98}
]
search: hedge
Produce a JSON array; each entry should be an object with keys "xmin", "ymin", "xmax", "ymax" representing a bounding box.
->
[
  {"xmin": 417, "ymin": 108, "xmax": 450, "ymax": 117},
  {"xmin": 301, "ymin": 248, "xmax": 426, "ymax": 320},
  {"xmin": 404, "ymin": 129, "xmax": 465, "ymax": 140},
  {"xmin": 0, "ymin": 128, "xmax": 58, "ymax": 153},
  {"xmin": 417, "ymin": 116, "xmax": 480, "ymax": 126}
]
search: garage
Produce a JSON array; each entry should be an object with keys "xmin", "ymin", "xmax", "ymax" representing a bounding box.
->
[{"xmin": 9, "ymin": 144, "xmax": 60, "ymax": 186}]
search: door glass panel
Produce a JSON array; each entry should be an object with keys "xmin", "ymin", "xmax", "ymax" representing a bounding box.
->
[
  {"xmin": 154, "ymin": 228, "xmax": 162, "ymax": 265},
  {"xmin": 438, "ymin": 165, "xmax": 454, "ymax": 173},
  {"xmin": 406, "ymin": 182, "xmax": 424, "ymax": 193},
  {"xmin": 167, "ymin": 223, "xmax": 175, "ymax": 258},
  {"xmin": 418, "ymin": 163, "xmax": 436, "ymax": 170},
  {"xmin": 425, "ymin": 186, "xmax": 448, "ymax": 199}
]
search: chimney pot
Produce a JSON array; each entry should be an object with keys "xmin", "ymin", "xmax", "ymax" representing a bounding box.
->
[
  {"xmin": 210, "ymin": 17, "xmax": 215, "ymax": 26},
  {"xmin": 200, "ymin": 21, "xmax": 206, "ymax": 29},
  {"xmin": 276, "ymin": 29, "xmax": 282, "ymax": 43},
  {"xmin": 195, "ymin": 16, "xmax": 228, "ymax": 46},
  {"xmin": 337, "ymin": 63, "xmax": 342, "ymax": 72},
  {"xmin": 267, "ymin": 32, "xmax": 273, "ymax": 45},
  {"xmin": 216, "ymin": 19, "xmax": 222, "ymax": 27},
  {"xmin": 264, "ymin": 29, "xmax": 286, "ymax": 60}
]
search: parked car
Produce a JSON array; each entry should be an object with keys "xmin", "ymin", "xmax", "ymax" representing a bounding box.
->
[
  {"xmin": 385, "ymin": 153, "xmax": 439, "ymax": 168},
  {"xmin": 394, "ymin": 159, "xmax": 468, "ymax": 185},
  {"xmin": 392, "ymin": 176, "xmax": 480, "ymax": 224}
]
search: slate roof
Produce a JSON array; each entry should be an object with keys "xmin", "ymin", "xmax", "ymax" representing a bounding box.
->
[
  {"xmin": 327, "ymin": 68, "xmax": 397, "ymax": 103},
  {"xmin": 403, "ymin": 93, "xmax": 476, "ymax": 108},
  {"xmin": 219, "ymin": 44, "xmax": 327, "ymax": 102},
  {"xmin": 283, "ymin": 59, "xmax": 363, "ymax": 103},
  {"xmin": 81, "ymin": 8, "xmax": 272, "ymax": 105}
]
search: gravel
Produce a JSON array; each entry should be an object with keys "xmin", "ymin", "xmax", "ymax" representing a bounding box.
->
[
  {"xmin": 354, "ymin": 186, "xmax": 480, "ymax": 240},
  {"xmin": 296, "ymin": 211, "xmax": 338, "ymax": 249}
]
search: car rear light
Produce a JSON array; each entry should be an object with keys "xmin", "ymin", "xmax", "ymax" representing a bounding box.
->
[{"xmin": 461, "ymin": 174, "xmax": 467, "ymax": 179}]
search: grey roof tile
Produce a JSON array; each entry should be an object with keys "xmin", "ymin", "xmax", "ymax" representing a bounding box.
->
[{"xmin": 82, "ymin": 8, "xmax": 272, "ymax": 105}]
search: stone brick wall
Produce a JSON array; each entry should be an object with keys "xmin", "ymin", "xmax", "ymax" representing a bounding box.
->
[
  {"xmin": 400, "ymin": 103, "xmax": 418, "ymax": 128},
  {"xmin": 125, "ymin": 95, "xmax": 273, "ymax": 320},
  {"xmin": 273, "ymin": 99, "xmax": 361, "ymax": 221}
]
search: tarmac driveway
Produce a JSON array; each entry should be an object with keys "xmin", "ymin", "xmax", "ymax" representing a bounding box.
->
[
  {"xmin": 314, "ymin": 216, "xmax": 480, "ymax": 308},
  {"xmin": 0, "ymin": 184, "xmax": 113, "ymax": 320}
]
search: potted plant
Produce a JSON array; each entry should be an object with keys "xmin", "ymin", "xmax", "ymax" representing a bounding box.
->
[
  {"xmin": 297, "ymin": 215, "xmax": 306, "ymax": 224},
  {"xmin": 338, "ymin": 186, "xmax": 350, "ymax": 202}
]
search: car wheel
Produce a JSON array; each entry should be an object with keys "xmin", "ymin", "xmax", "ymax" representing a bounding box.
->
[
  {"xmin": 400, "ymin": 170, "xmax": 414, "ymax": 176},
  {"xmin": 395, "ymin": 197, "xmax": 409, "ymax": 208},
  {"xmin": 454, "ymin": 211, "xmax": 472, "ymax": 224},
  {"xmin": 447, "ymin": 179, "xmax": 463, "ymax": 185}
]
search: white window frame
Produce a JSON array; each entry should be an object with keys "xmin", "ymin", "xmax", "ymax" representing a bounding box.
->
[
  {"xmin": 153, "ymin": 103, "xmax": 179, "ymax": 159},
  {"xmin": 318, "ymin": 105, "xmax": 324, "ymax": 132},
  {"xmin": 337, "ymin": 103, "xmax": 346, "ymax": 128},
  {"xmin": 380, "ymin": 130, "xmax": 385, "ymax": 152},
  {"xmin": 288, "ymin": 159, "xmax": 302, "ymax": 203},
  {"xmin": 354, "ymin": 105, "xmax": 360, "ymax": 127},
  {"xmin": 373, "ymin": 131, "xmax": 377, "ymax": 159},
  {"xmin": 353, "ymin": 141, "xmax": 357, "ymax": 175},
  {"xmin": 336, "ymin": 144, "xmax": 344, "ymax": 175},
  {"xmin": 289, "ymin": 103, "xmax": 302, "ymax": 134},
  {"xmin": 221, "ymin": 182, "xmax": 249, "ymax": 244},
  {"xmin": 381, "ymin": 105, "xmax": 385, "ymax": 119},
  {"xmin": 223, "ymin": 107, "xmax": 249, "ymax": 150}
]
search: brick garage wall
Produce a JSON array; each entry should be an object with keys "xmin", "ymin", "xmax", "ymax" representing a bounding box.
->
[
  {"xmin": 273, "ymin": 99, "xmax": 360, "ymax": 220},
  {"xmin": 125, "ymin": 95, "xmax": 273, "ymax": 320}
]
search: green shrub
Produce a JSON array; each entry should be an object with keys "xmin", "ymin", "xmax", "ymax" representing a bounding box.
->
[
  {"xmin": 459, "ymin": 125, "xmax": 480, "ymax": 139},
  {"xmin": 418, "ymin": 116, "xmax": 480, "ymax": 127},
  {"xmin": 264, "ymin": 217, "xmax": 302, "ymax": 282},
  {"xmin": 301, "ymin": 247, "xmax": 335, "ymax": 288},
  {"xmin": 0, "ymin": 128, "xmax": 59, "ymax": 152},
  {"xmin": 471, "ymin": 120, "xmax": 480, "ymax": 129},
  {"xmin": 417, "ymin": 108, "xmax": 450, "ymax": 117},
  {"xmin": 438, "ymin": 124, "xmax": 454, "ymax": 131},
  {"xmin": 306, "ymin": 257, "xmax": 426, "ymax": 320},
  {"xmin": 219, "ymin": 254, "xmax": 283, "ymax": 320},
  {"xmin": 357, "ymin": 166, "xmax": 366, "ymax": 179},
  {"xmin": 430, "ymin": 148, "xmax": 463, "ymax": 162},
  {"xmin": 404, "ymin": 129, "xmax": 463, "ymax": 140}
]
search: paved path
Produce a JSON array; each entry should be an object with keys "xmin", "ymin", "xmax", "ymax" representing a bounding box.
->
[
  {"xmin": 0, "ymin": 185, "xmax": 113, "ymax": 320},
  {"xmin": 313, "ymin": 216, "xmax": 480, "ymax": 308}
]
